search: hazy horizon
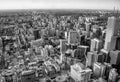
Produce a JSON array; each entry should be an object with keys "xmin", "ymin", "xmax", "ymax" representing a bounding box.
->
[{"xmin": 0, "ymin": 0, "xmax": 119, "ymax": 10}]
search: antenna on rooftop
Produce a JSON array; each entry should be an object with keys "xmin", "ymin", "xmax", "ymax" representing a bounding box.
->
[
  {"xmin": 113, "ymin": 6, "xmax": 116, "ymax": 16},
  {"xmin": 116, "ymin": 8, "xmax": 119, "ymax": 17},
  {"xmin": 113, "ymin": 6, "xmax": 119, "ymax": 17}
]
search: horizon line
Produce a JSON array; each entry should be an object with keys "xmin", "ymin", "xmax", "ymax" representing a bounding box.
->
[{"xmin": 0, "ymin": 8, "xmax": 118, "ymax": 11}]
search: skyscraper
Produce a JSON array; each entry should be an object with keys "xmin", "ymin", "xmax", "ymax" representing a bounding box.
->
[
  {"xmin": 60, "ymin": 39, "xmax": 67, "ymax": 54},
  {"xmin": 104, "ymin": 17, "xmax": 120, "ymax": 51},
  {"xmin": 68, "ymin": 31, "xmax": 79, "ymax": 44}
]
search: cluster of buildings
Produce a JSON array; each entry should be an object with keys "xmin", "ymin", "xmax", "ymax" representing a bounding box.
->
[{"xmin": 0, "ymin": 11, "xmax": 120, "ymax": 82}]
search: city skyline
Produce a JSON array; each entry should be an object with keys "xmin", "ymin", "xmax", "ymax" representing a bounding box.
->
[{"xmin": 0, "ymin": 0, "xmax": 119, "ymax": 10}]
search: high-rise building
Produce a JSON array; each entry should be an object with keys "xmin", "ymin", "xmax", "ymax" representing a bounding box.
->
[
  {"xmin": 87, "ymin": 51, "xmax": 106, "ymax": 67},
  {"xmin": 87, "ymin": 52, "xmax": 95, "ymax": 67},
  {"xmin": 109, "ymin": 50, "xmax": 120, "ymax": 65},
  {"xmin": 65, "ymin": 31, "xmax": 69, "ymax": 39},
  {"xmin": 85, "ymin": 22, "xmax": 91, "ymax": 37},
  {"xmin": 60, "ymin": 39, "xmax": 67, "ymax": 63},
  {"xmin": 33, "ymin": 29, "xmax": 40, "ymax": 40},
  {"xmin": 108, "ymin": 68, "xmax": 118, "ymax": 82},
  {"xmin": 104, "ymin": 17, "xmax": 120, "ymax": 51},
  {"xmin": 60, "ymin": 39, "xmax": 67, "ymax": 54},
  {"xmin": 90, "ymin": 38, "xmax": 103, "ymax": 52},
  {"xmin": 56, "ymin": 30, "xmax": 60, "ymax": 38},
  {"xmin": 21, "ymin": 70, "xmax": 36, "ymax": 82},
  {"xmin": 93, "ymin": 62, "xmax": 106, "ymax": 78},
  {"xmin": 68, "ymin": 31, "xmax": 79, "ymax": 44},
  {"xmin": 0, "ymin": 37, "xmax": 3, "ymax": 50},
  {"xmin": 70, "ymin": 63, "xmax": 92, "ymax": 82},
  {"xmin": 48, "ymin": 28, "xmax": 55, "ymax": 37}
]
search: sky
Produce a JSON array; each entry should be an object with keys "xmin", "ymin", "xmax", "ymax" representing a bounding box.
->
[{"xmin": 0, "ymin": 0, "xmax": 119, "ymax": 10}]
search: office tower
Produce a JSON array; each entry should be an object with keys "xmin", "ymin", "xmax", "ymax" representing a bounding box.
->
[
  {"xmin": 68, "ymin": 31, "xmax": 79, "ymax": 44},
  {"xmin": 49, "ymin": 28, "xmax": 55, "ymax": 37},
  {"xmin": 21, "ymin": 70, "xmax": 36, "ymax": 82},
  {"xmin": 73, "ymin": 47, "xmax": 86, "ymax": 60},
  {"xmin": 104, "ymin": 17, "xmax": 120, "ymax": 51},
  {"xmin": 60, "ymin": 39, "xmax": 67, "ymax": 54},
  {"xmin": 104, "ymin": 63, "xmax": 112, "ymax": 79},
  {"xmin": 108, "ymin": 68, "xmax": 118, "ymax": 82},
  {"xmin": 93, "ymin": 62, "xmax": 106, "ymax": 78},
  {"xmin": 87, "ymin": 51, "xmax": 106, "ymax": 67},
  {"xmin": 56, "ymin": 30, "xmax": 60, "ymax": 38},
  {"xmin": 41, "ymin": 29, "xmax": 47, "ymax": 39},
  {"xmin": 100, "ymin": 49, "xmax": 109, "ymax": 62},
  {"xmin": 70, "ymin": 63, "xmax": 92, "ymax": 82},
  {"xmin": 0, "ymin": 55, "xmax": 5, "ymax": 69},
  {"xmin": 80, "ymin": 35, "xmax": 86, "ymax": 45},
  {"xmin": 0, "ymin": 50, "xmax": 2, "ymax": 56},
  {"xmin": 92, "ymin": 25, "xmax": 99, "ymax": 33},
  {"xmin": 90, "ymin": 39, "xmax": 97, "ymax": 51},
  {"xmin": 115, "ymin": 37, "xmax": 120, "ymax": 50},
  {"xmin": 92, "ymin": 25, "xmax": 102, "ymax": 39},
  {"xmin": 95, "ymin": 39, "xmax": 103, "ymax": 51},
  {"xmin": 88, "ymin": 49, "xmax": 107, "ymax": 64},
  {"xmin": 87, "ymin": 52, "xmax": 95, "ymax": 67},
  {"xmin": 65, "ymin": 31, "xmax": 68, "ymax": 39},
  {"xmin": 33, "ymin": 29, "xmax": 40, "ymax": 40},
  {"xmin": 0, "ymin": 37, "xmax": 3, "ymax": 50},
  {"xmin": 109, "ymin": 50, "xmax": 120, "ymax": 65},
  {"xmin": 76, "ymin": 45, "xmax": 88, "ymax": 58},
  {"xmin": 96, "ymin": 52, "xmax": 106, "ymax": 64},
  {"xmin": 90, "ymin": 38, "xmax": 103, "ymax": 52},
  {"xmin": 109, "ymin": 36, "xmax": 120, "ymax": 51},
  {"xmin": 85, "ymin": 22, "xmax": 91, "ymax": 37}
]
